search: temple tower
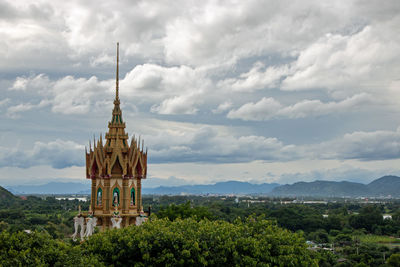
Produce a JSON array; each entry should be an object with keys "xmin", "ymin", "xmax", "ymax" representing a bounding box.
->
[{"xmin": 85, "ymin": 43, "xmax": 148, "ymax": 230}]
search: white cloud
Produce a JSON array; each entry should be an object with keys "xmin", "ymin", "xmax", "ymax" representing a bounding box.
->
[
  {"xmin": 151, "ymin": 94, "xmax": 199, "ymax": 115},
  {"xmin": 227, "ymin": 97, "xmax": 282, "ymax": 121},
  {"xmin": 51, "ymin": 75, "xmax": 111, "ymax": 114},
  {"xmin": 9, "ymin": 74, "xmax": 51, "ymax": 92},
  {"xmin": 147, "ymin": 126, "xmax": 299, "ymax": 163},
  {"xmin": 121, "ymin": 63, "xmax": 212, "ymax": 114},
  {"xmin": 162, "ymin": 1, "xmax": 358, "ymax": 67},
  {"xmin": 8, "ymin": 64, "xmax": 212, "ymax": 116},
  {"xmin": 0, "ymin": 98, "xmax": 10, "ymax": 107},
  {"xmin": 277, "ymin": 93, "xmax": 372, "ymax": 119},
  {"xmin": 317, "ymin": 127, "xmax": 400, "ymax": 161},
  {"xmin": 90, "ymin": 53, "xmax": 114, "ymax": 67},
  {"xmin": 277, "ymin": 165, "xmax": 400, "ymax": 185},
  {"xmin": 0, "ymin": 139, "xmax": 84, "ymax": 169},
  {"xmin": 217, "ymin": 18, "xmax": 400, "ymax": 100},
  {"xmin": 8, "ymin": 74, "xmax": 112, "ymax": 115},
  {"xmin": 212, "ymin": 101, "xmax": 233, "ymax": 114},
  {"xmin": 144, "ymin": 124, "xmax": 400, "ymax": 164},
  {"xmin": 0, "ymin": 1, "xmax": 72, "ymax": 71},
  {"xmin": 218, "ymin": 62, "xmax": 289, "ymax": 92},
  {"xmin": 1, "ymin": 0, "xmax": 400, "ymax": 186},
  {"xmin": 281, "ymin": 23, "xmax": 400, "ymax": 96},
  {"xmin": 227, "ymin": 93, "xmax": 372, "ymax": 121},
  {"xmin": 6, "ymin": 103, "xmax": 35, "ymax": 118},
  {"xmin": 121, "ymin": 64, "xmax": 210, "ymax": 97},
  {"xmin": 0, "ymin": 0, "xmax": 374, "ymax": 71},
  {"xmin": 10, "ymin": 77, "xmax": 29, "ymax": 91}
]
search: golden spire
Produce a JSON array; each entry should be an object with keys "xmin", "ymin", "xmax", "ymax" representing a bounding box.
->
[
  {"xmin": 116, "ymin": 42, "xmax": 119, "ymax": 101},
  {"xmin": 105, "ymin": 42, "xmax": 127, "ymax": 148},
  {"xmin": 110, "ymin": 42, "xmax": 123, "ymax": 126}
]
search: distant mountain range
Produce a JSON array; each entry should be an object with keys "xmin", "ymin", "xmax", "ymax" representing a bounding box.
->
[
  {"xmin": 142, "ymin": 181, "xmax": 280, "ymax": 195},
  {"xmin": 5, "ymin": 181, "xmax": 279, "ymax": 195},
  {"xmin": 4, "ymin": 175, "xmax": 400, "ymax": 197},
  {"xmin": 6, "ymin": 182, "xmax": 91, "ymax": 195},
  {"xmin": 271, "ymin": 176, "xmax": 400, "ymax": 197},
  {"xmin": 146, "ymin": 176, "xmax": 400, "ymax": 197}
]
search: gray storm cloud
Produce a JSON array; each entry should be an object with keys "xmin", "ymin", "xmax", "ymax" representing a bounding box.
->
[{"xmin": 1, "ymin": 0, "xmax": 400, "ymax": 184}]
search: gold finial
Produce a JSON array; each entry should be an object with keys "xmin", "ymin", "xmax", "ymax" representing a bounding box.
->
[{"xmin": 116, "ymin": 42, "xmax": 119, "ymax": 101}]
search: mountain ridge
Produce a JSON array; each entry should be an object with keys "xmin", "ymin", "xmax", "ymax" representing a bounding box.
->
[
  {"xmin": 271, "ymin": 175, "xmax": 400, "ymax": 197},
  {"xmin": 6, "ymin": 182, "xmax": 91, "ymax": 195},
  {"xmin": 0, "ymin": 185, "xmax": 17, "ymax": 200},
  {"xmin": 142, "ymin": 181, "xmax": 280, "ymax": 195},
  {"xmin": 4, "ymin": 175, "xmax": 400, "ymax": 197}
]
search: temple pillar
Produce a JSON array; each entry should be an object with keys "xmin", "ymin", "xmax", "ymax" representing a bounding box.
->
[
  {"xmin": 104, "ymin": 179, "xmax": 110, "ymax": 214},
  {"xmin": 91, "ymin": 178, "xmax": 96, "ymax": 212},
  {"xmin": 122, "ymin": 179, "xmax": 129, "ymax": 214},
  {"xmin": 137, "ymin": 178, "xmax": 141, "ymax": 212}
]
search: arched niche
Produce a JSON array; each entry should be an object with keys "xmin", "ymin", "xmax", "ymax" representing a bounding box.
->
[
  {"xmin": 130, "ymin": 187, "xmax": 136, "ymax": 206},
  {"xmin": 112, "ymin": 187, "xmax": 120, "ymax": 207},
  {"xmin": 96, "ymin": 187, "xmax": 103, "ymax": 206}
]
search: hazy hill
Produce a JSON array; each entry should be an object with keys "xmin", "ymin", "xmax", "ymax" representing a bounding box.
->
[
  {"xmin": 7, "ymin": 182, "xmax": 90, "ymax": 195},
  {"xmin": 0, "ymin": 186, "xmax": 19, "ymax": 208},
  {"xmin": 143, "ymin": 181, "xmax": 280, "ymax": 195},
  {"xmin": 4, "ymin": 175, "xmax": 400, "ymax": 197},
  {"xmin": 271, "ymin": 180, "xmax": 369, "ymax": 197},
  {"xmin": 6, "ymin": 181, "xmax": 279, "ymax": 195},
  {"xmin": 271, "ymin": 176, "xmax": 400, "ymax": 197},
  {"xmin": 367, "ymin": 175, "xmax": 400, "ymax": 196},
  {"xmin": 0, "ymin": 185, "xmax": 16, "ymax": 200}
]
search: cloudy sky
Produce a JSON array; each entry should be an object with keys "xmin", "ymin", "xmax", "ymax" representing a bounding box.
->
[{"xmin": 1, "ymin": 0, "xmax": 400, "ymax": 187}]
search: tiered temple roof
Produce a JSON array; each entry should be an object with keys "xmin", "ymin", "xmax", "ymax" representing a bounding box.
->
[{"xmin": 85, "ymin": 43, "xmax": 147, "ymax": 180}]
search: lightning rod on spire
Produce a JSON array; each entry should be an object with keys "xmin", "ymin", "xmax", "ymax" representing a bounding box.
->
[{"xmin": 116, "ymin": 42, "xmax": 119, "ymax": 101}]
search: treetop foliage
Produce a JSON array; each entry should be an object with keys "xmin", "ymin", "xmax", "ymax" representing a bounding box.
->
[
  {"xmin": 82, "ymin": 216, "xmax": 317, "ymax": 266},
  {"xmin": 0, "ymin": 216, "xmax": 317, "ymax": 267}
]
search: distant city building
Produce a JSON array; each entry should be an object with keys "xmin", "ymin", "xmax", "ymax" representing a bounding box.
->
[
  {"xmin": 56, "ymin": 197, "xmax": 88, "ymax": 202},
  {"xmin": 84, "ymin": 43, "xmax": 148, "ymax": 231},
  {"xmin": 383, "ymin": 214, "xmax": 392, "ymax": 220}
]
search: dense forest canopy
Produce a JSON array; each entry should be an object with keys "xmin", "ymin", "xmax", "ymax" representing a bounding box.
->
[{"xmin": 2, "ymin": 188, "xmax": 400, "ymax": 266}]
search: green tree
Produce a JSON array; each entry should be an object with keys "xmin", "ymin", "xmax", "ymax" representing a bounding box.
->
[
  {"xmin": 334, "ymin": 234, "xmax": 352, "ymax": 246},
  {"xmin": 308, "ymin": 229, "xmax": 329, "ymax": 243},
  {"xmin": 349, "ymin": 205, "xmax": 383, "ymax": 232},
  {"xmin": 0, "ymin": 230, "xmax": 101, "ymax": 266},
  {"xmin": 157, "ymin": 201, "xmax": 213, "ymax": 221},
  {"xmin": 82, "ymin": 216, "xmax": 317, "ymax": 266},
  {"xmin": 388, "ymin": 253, "xmax": 400, "ymax": 267}
]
